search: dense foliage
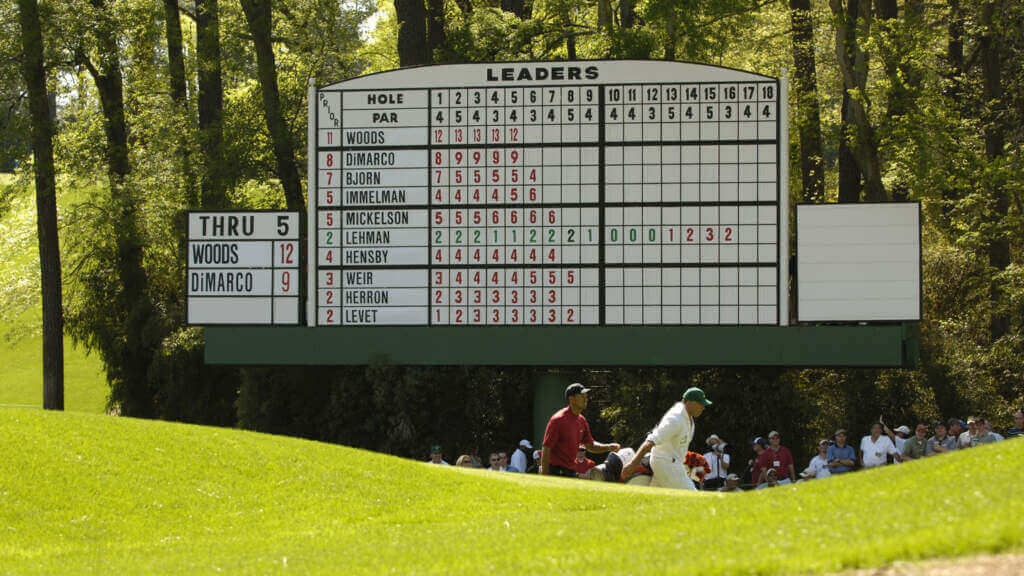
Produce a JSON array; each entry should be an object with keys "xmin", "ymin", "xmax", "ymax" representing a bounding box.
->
[{"xmin": 2, "ymin": 0, "xmax": 1022, "ymax": 464}]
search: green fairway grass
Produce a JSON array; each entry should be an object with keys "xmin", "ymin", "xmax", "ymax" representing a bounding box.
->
[
  {"xmin": 2, "ymin": 409, "xmax": 1021, "ymax": 575},
  {"xmin": 0, "ymin": 175, "xmax": 108, "ymax": 412}
]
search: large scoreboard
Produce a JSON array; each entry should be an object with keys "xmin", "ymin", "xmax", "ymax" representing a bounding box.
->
[{"xmin": 308, "ymin": 60, "xmax": 789, "ymax": 328}]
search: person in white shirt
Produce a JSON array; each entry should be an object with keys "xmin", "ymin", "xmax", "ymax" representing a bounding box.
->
[
  {"xmin": 800, "ymin": 439, "xmax": 832, "ymax": 480},
  {"xmin": 957, "ymin": 419, "xmax": 974, "ymax": 449},
  {"xmin": 427, "ymin": 445, "xmax": 450, "ymax": 465},
  {"xmin": 510, "ymin": 439, "xmax": 532, "ymax": 473},
  {"xmin": 890, "ymin": 425, "xmax": 910, "ymax": 454},
  {"xmin": 860, "ymin": 423, "xmax": 901, "ymax": 468},
  {"xmin": 702, "ymin": 434, "xmax": 730, "ymax": 490},
  {"xmin": 620, "ymin": 387, "xmax": 712, "ymax": 490},
  {"xmin": 984, "ymin": 420, "xmax": 1004, "ymax": 442}
]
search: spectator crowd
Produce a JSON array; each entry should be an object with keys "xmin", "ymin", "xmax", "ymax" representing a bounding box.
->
[{"xmin": 425, "ymin": 409, "xmax": 1024, "ymax": 492}]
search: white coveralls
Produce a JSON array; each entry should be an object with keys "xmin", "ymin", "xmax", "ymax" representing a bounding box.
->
[{"xmin": 646, "ymin": 402, "xmax": 696, "ymax": 490}]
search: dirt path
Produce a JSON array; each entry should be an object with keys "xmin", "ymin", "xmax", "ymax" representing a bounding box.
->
[{"xmin": 835, "ymin": 553, "xmax": 1024, "ymax": 576}]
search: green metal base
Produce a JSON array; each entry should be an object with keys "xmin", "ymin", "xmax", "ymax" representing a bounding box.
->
[{"xmin": 204, "ymin": 324, "xmax": 919, "ymax": 367}]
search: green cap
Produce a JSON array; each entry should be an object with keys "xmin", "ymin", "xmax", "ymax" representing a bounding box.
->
[
  {"xmin": 683, "ymin": 387, "xmax": 712, "ymax": 406},
  {"xmin": 430, "ymin": 445, "xmax": 442, "ymax": 453}
]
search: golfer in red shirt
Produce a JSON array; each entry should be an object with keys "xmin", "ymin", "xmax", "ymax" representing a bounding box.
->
[{"xmin": 541, "ymin": 383, "xmax": 620, "ymax": 477}]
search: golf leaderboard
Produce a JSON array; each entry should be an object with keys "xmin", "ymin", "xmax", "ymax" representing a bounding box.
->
[{"xmin": 308, "ymin": 60, "xmax": 788, "ymax": 327}]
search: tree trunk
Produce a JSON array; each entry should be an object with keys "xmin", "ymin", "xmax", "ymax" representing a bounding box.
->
[
  {"xmin": 598, "ymin": 0, "xmax": 612, "ymax": 32},
  {"xmin": 239, "ymin": 0, "xmax": 305, "ymax": 211},
  {"xmin": 876, "ymin": 0, "xmax": 907, "ymax": 120},
  {"xmin": 946, "ymin": 0, "xmax": 964, "ymax": 101},
  {"xmin": 17, "ymin": 0, "xmax": 64, "ymax": 411},
  {"xmin": 395, "ymin": 0, "xmax": 429, "ymax": 67},
  {"xmin": 832, "ymin": 0, "xmax": 886, "ymax": 202},
  {"xmin": 427, "ymin": 0, "xmax": 446, "ymax": 61},
  {"xmin": 453, "ymin": 0, "xmax": 472, "ymax": 16},
  {"xmin": 835, "ymin": 0, "xmax": 861, "ymax": 202},
  {"xmin": 501, "ymin": 0, "xmax": 526, "ymax": 18},
  {"xmin": 163, "ymin": 0, "xmax": 200, "ymax": 211},
  {"xmin": 621, "ymin": 0, "xmax": 635, "ymax": 29},
  {"xmin": 163, "ymin": 0, "xmax": 187, "ymax": 105},
  {"xmin": 837, "ymin": 102, "xmax": 860, "ymax": 202},
  {"xmin": 196, "ymin": 0, "xmax": 228, "ymax": 209},
  {"xmin": 790, "ymin": 0, "xmax": 825, "ymax": 203},
  {"xmin": 84, "ymin": 0, "xmax": 156, "ymax": 416},
  {"xmin": 663, "ymin": 13, "xmax": 677, "ymax": 61},
  {"xmin": 980, "ymin": 0, "xmax": 1009, "ymax": 340}
]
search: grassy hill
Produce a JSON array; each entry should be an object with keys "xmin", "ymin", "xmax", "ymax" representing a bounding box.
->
[
  {"xmin": 1, "ymin": 408, "xmax": 1021, "ymax": 575},
  {"xmin": 0, "ymin": 174, "xmax": 107, "ymax": 412}
]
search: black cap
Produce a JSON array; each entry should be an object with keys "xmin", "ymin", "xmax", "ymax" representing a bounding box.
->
[{"xmin": 565, "ymin": 383, "xmax": 591, "ymax": 401}]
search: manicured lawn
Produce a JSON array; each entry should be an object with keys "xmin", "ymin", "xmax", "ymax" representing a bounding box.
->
[
  {"xmin": 0, "ymin": 175, "xmax": 108, "ymax": 412},
  {"xmin": 1, "ymin": 408, "xmax": 1021, "ymax": 574}
]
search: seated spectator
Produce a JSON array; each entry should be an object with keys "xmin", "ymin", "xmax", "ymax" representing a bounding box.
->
[
  {"xmin": 967, "ymin": 418, "xmax": 998, "ymax": 447},
  {"xmin": 718, "ymin": 473, "xmax": 742, "ymax": 492},
  {"xmin": 487, "ymin": 452, "xmax": 503, "ymax": 471},
  {"xmin": 455, "ymin": 454, "xmax": 475, "ymax": 467},
  {"xmin": 800, "ymin": 439, "xmax": 831, "ymax": 480},
  {"xmin": 510, "ymin": 439, "xmax": 531, "ymax": 473},
  {"xmin": 427, "ymin": 444, "xmax": 450, "ymax": 465},
  {"xmin": 925, "ymin": 421, "xmax": 957, "ymax": 456},
  {"xmin": 530, "ymin": 449, "xmax": 542, "ymax": 473},
  {"xmin": 826, "ymin": 429, "xmax": 856, "ymax": 474},
  {"xmin": 498, "ymin": 451, "xmax": 519, "ymax": 472},
  {"xmin": 984, "ymin": 420, "xmax": 1004, "ymax": 442},
  {"xmin": 757, "ymin": 467, "xmax": 781, "ymax": 489},
  {"xmin": 901, "ymin": 423, "xmax": 928, "ymax": 461},
  {"xmin": 748, "ymin": 436, "xmax": 768, "ymax": 483},
  {"xmin": 1006, "ymin": 410, "xmax": 1024, "ymax": 439},
  {"xmin": 890, "ymin": 425, "xmax": 911, "ymax": 455},
  {"xmin": 572, "ymin": 445, "xmax": 596, "ymax": 476},
  {"xmin": 950, "ymin": 418, "xmax": 969, "ymax": 449},
  {"xmin": 861, "ymin": 422, "xmax": 901, "ymax": 468},
  {"xmin": 756, "ymin": 431, "xmax": 796, "ymax": 485},
  {"xmin": 702, "ymin": 434, "xmax": 730, "ymax": 491}
]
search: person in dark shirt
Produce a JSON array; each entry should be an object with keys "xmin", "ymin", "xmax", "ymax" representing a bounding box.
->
[
  {"xmin": 1006, "ymin": 410, "xmax": 1024, "ymax": 439},
  {"xmin": 541, "ymin": 383, "xmax": 619, "ymax": 477},
  {"xmin": 826, "ymin": 429, "xmax": 857, "ymax": 474},
  {"xmin": 747, "ymin": 436, "xmax": 767, "ymax": 484}
]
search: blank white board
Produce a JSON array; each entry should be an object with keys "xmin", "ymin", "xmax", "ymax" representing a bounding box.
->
[{"xmin": 796, "ymin": 203, "xmax": 920, "ymax": 322}]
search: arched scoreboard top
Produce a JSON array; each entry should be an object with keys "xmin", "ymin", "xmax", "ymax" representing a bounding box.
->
[{"xmin": 319, "ymin": 60, "xmax": 776, "ymax": 91}]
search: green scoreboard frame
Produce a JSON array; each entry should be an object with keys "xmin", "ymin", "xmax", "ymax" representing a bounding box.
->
[{"xmin": 202, "ymin": 60, "xmax": 920, "ymax": 368}]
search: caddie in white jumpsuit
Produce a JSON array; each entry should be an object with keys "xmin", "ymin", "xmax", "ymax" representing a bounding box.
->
[{"xmin": 620, "ymin": 387, "xmax": 712, "ymax": 490}]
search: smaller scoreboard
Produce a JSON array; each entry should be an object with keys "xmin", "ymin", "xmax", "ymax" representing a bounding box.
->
[{"xmin": 187, "ymin": 211, "xmax": 300, "ymax": 325}]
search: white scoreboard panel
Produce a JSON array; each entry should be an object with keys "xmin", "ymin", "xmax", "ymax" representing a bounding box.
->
[
  {"xmin": 308, "ymin": 61, "xmax": 789, "ymax": 327},
  {"xmin": 796, "ymin": 203, "xmax": 921, "ymax": 322},
  {"xmin": 187, "ymin": 211, "xmax": 300, "ymax": 325}
]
